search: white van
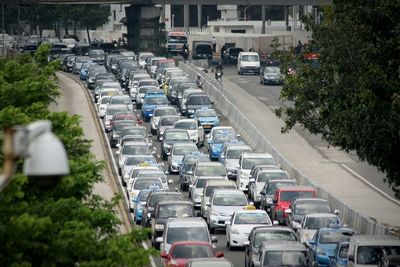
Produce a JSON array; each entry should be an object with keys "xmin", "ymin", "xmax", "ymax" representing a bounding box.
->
[
  {"xmin": 348, "ymin": 235, "xmax": 400, "ymax": 267},
  {"xmin": 237, "ymin": 52, "xmax": 260, "ymax": 75}
]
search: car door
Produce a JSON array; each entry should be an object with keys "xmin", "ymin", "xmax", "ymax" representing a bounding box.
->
[
  {"xmin": 197, "ymin": 119, "xmax": 204, "ymax": 144},
  {"xmin": 245, "ymin": 229, "xmax": 256, "ymax": 267}
]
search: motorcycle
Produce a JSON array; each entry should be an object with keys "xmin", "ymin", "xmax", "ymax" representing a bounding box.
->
[
  {"xmin": 181, "ymin": 48, "xmax": 189, "ymax": 61},
  {"xmin": 215, "ymin": 68, "xmax": 223, "ymax": 82}
]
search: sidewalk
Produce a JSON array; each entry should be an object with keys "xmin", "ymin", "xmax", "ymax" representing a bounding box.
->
[{"xmin": 219, "ymin": 75, "xmax": 400, "ymax": 227}]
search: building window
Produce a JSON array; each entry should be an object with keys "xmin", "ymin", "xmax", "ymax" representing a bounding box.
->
[{"xmin": 113, "ymin": 10, "xmax": 116, "ymax": 21}]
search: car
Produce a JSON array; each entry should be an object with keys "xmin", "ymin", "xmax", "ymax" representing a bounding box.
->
[
  {"xmin": 168, "ymin": 143, "xmax": 198, "ymax": 174},
  {"xmin": 225, "ymin": 209, "xmax": 272, "ymax": 250},
  {"xmin": 253, "ymin": 240, "xmax": 313, "ymax": 267},
  {"xmin": 185, "ymin": 258, "xmax": 234, "ymax": 267},
  {"xmin": 223, "ymin": 47, "xmax": 244, "ymax": 64},
  {"xmin": 178, "ymin": 88, "xmax": 204, "ymax": 114},
  {"xmin": 156, "ymin": 217, "xmax": 217, "ymax": 255},
  {"xmin": 248, "ymin": 169, "xmax": 290, "ymax": 206},
  {"xmin": 194, "ymin": 108, "xmax": 219, "ymax": 133},
  {"xmin": 116, "ymin": 141, "xmax": 152, "ymax": 175},
  {"xmin": 237, "ymin": 51, "xmax": 260, "ymax": 75},
  {"xmin": 174, "ymin": 118, "xmax": 204, "ymax": 147},
  {"xmin": 141, "ymin": 191, "xmax": 185, "ymax": 227},
  {"xmin": 260, "ymin": 179, "xmax": 297, "ymax": 215},
  {"xmin": 173, "ymin": 82, "xmax": 199, "ymax": 104},
  {"xmin": 103, "ymin": 104, "xmax": 130, "ymax": 132},
  {"xmin": 150, "ymin": 106, "xmax": 178, "ymax": 135},
  {"xmin": 127, "ymin": 177, "xmax": 164, "ymax": 212},
  {"xmin": 200, "ymin": 179, "xmax": 237, "ymax": 219},
  {"xmin": 72, "ymin": 56, "xmax": 91, "ymax": 74},
  {"xmin": 158, "ymin": 115, "xmax": 182, "ymax": 141},
  {"xmin": 329, "ymin": 242, "xmax": 349, "ymax": 267},
  {"xmin": 97, "ymin": 95, "xmax": 111, "ymax": 118},
  {"xmin": 141, "ymin": 95, "xmax": 169, "ymax": 122},
  {"xmin": 219, "ymin": 142, "xmax": 252, "ymax": 179},
  {"xmin": 88, "ymin": 49, "xmax": 105, "ymax": 65},
  {"xmin": 151, "ymin": 201, "xmax": 196, "ymax": 249},
  {"xmin": 79, "ymin": 62, "xmax": 96, "ymax": 80},
  {"xmin": 207, "ymin": 133, "xmax": 238, "ymax": 161},
  {"xmin": 133, "ymin": 188, "xmax": 159, "ymax": 225},
  {"xmin": 128, "ymin": 75, "xmax": 152, "ymax": 100},
  {"xmin": 207, "ymin": 189, "xmax": 248, "ymax": 233},
  {"xmin": 179, "ymin": 152, "xmax": 210, "ymax": 191},
  {"xmin": 109, "ymin": 119, "xmax": 137, "ymax": 148},
  {"xmin": 121, "ymin": 155, "xmax": 158, "ymax": 185},
  {"xmin": 244, "ymin": 226, "xmax": 299, "ymax": 267},
  {"xmin": 206, "ymin": 126, "xmax": 237, "ymax": 147},
  {"xmin": 236, "ymin": 152, "xmax": 275, "ymax": 192},
  {"xmin": 286, "ymin": 198, "xmax": 339, "ymax": 229},
  {"xmin": 160, "ymin": 241, "xmax": 224, "ymax": 267},
  {"xmin": 271, "ymin": 185, "xmax": 317, "ymax": 224},
  {"xmin": 296, "ymin": 213, "xmax": 342, "ymax": 243},
  {"xmin": 163, "ymin": 76, "xmax": 190, "ymax": 100},
  {"xmin": 260, "ymin": 66, "xmax": 284, "ymax": 85},
  {"xmin": 63, "ymin": 54, "xmax": 77, "ymax": 72},
  {"xmin": 109, "ymin": 95, "xmax": 134, "ymax": 112},
  {"xmin": 135, "ymin": 86, "xmax": 159, "ymax": 109},
  {"xmin": 161, "ymin": 129, "xmax": 191, "ymax": 160},
  {"xmin": 307, "ymin": 227, "xmax": 356, "ymax": 267},
  {"xmin": 190, "ymin": 161, "xmax": 228, "ymax": 191},
  {"xmin": 148, "ymin": 57, "xmax": 167, "ymax": 78},
  {"xmin": 185, "ymin": 93, "xmax": 213, "ymax": 118},
  {"xmin": 138, "ymin": 52, "xmax": 154, "ymax": 68},
  {"xmin": 134, "ymin": 169, "xmax": 171, "ymax": 190}
]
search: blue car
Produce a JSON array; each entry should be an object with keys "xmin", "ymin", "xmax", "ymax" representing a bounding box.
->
[
  {"xmin": 133, "ymin": 187, "xmax": 161, "ymax": 224},
  {"xmin": 329, "ymin": 242, "xmax": 349, "ymax": 267},
  {"xmin": 194, "ymin": 107, "xmax": 220, "ymax": 132},
  {"xmin": 141, "ymin": 95, "xmax": 169, "ymax": 122},
  {"xmin": 307, "ymin": 227, "xmax": 356, "ymax": 267},
  {"xmin": 79, "ymin": 62, "xmax": 95, "ymax": 80},
  {"xmin": 207, "ymin": 133, "xmax": 237, "ymax": 160}
]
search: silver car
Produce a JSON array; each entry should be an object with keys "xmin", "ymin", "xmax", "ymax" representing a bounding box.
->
[
  {"xmin": 150, "ymin": 106, "xmax": 178, "ymax": 135},
  {"xmin": 167, "ymin": 143, "xmax": 198, "ymax": 174}
]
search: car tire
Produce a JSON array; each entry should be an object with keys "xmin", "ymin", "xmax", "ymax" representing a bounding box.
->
[{"xmin": 151, "ymin": 128, "xmax": 156, "ymax": 135}]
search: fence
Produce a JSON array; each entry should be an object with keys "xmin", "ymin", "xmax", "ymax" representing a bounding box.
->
[{"xmin": 180, "ymin": 61, "xmax": 391, "ymax": 235}]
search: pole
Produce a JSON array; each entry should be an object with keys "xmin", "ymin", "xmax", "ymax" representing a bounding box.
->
[
  {"xmin": 17, "ymin": 5, "xmax": 20, "ymax": 35},
  {"xmin": 261, "ymin": 5, "xmax": 266, "ymax": 34},
  {"xmin": 2, "ymin": 1, "xmax": 5, "ymax": 57}
]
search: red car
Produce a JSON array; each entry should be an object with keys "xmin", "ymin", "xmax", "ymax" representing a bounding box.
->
[{"xmin": 160, "ymin": 241, "xmax": 224, "ymax": 267}]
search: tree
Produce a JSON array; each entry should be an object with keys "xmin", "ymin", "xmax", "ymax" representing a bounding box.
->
[
  {"xmin": 276, "ymin": 0, "xmax": 400, "ymax": 198},
  {"xmin": 0, "ymin": 45, "xmax": 156, "ymax": 266},
  {"xmin": 79, "ymin": 5, "xmax": 110, "ymax": 43}
]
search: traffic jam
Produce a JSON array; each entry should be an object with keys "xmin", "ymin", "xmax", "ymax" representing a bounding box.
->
[{"xmin": 59, "ymin": 49, "xmax": 398, "ymax": 267}]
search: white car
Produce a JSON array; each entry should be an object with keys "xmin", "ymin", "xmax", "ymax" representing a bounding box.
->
[
  {"xmin": 236, "ymin": 152, "xmax": 275, "ymax": 192},
  {"xmin": 120, "ymin": 155, "xmax": 158, "ymax": 185},
  {"xmin": 109, "ymin": 95, "xmax": 134, "ymax": 111},
  {"xmin": 135, "ymin": 169, "xmax": 172, "ymax": 189},
  {"xmin": 296, "ymin": 213, "xmax": 342, "ymax": 243},
  {"xmin": 138, "ymin": 52, "xmax": 154, "ymax": 68},
  {"xmin": 97, "ymin": 95, "xmax": 111, "ymax": 118},
  {"xmin": 174, "ymin": 118, "xmax": 204, "ymax": 146},
  {"xmin": 150, "ymin": 106, "xmax": 178, "ymax": 135},
  {"xmin": 219, "ymin": 142, "xmax": 252, "ymax": 179},
  {"xmin": 126, "ymin": 165, "xmax": 161, "ymax": 189},
  {"xmin": 127, "ymin": 177, "xmax": 164, "ymax": 212},
  {"xmin": 226, "ymin": 209, "xmax": 272, "ymax": 249},
  {"xmin": 249, "ymin": 169, "xmax": 289, "ymax": 205},
  {"xmin": 167, "ymin": 143, "xmax": 198, "ymax": 173},
  {"xmin": 207, "ymin": 189, "xmax": 248, "ymax": 233},
  {"xmin": 103, "ymin": 104, "xmax": 130, "ymax": 132},
  {"xmin": 116, "ymin": 141, "xmax": 151, "ymax": 174}
]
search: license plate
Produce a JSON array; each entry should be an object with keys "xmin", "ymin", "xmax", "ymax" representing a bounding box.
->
[{"xmin": 203, "ymin": 125, "xmax": 211, "ymax": 128}]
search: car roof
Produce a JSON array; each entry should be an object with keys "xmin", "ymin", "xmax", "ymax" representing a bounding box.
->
[
  {"xmin": 240, "ymin": 152, "xmax": 274, "ymax": 158},
  {"xmin": 205, "ymin": 180, "xmax": 235, "ymax": 186},
  {"xmin": 158, "ymin": 200, "xmax": 193, "ymax": 206},
  {"xmin": 350, "ymin": 235, "xmax": 400, "ymax": 246},
  {"xmin": 252, "ymin": 225, "xmax": 295, "ymax": 233},
  {"xmin": 167, "ymin": 217, "xmax": 208, "ymax": 227},
  {"xmin": 213, "ymin": 189, "xmax": 244, "ymax": 195},
  {"xmin": 276, "ymin": 185, "xmax": 316, "ymax": 192},
  {"xmin": 195, "ymin": 162, "xmax": 224, "ymax": 167},
  {"xmin": 293, "ymin": 198, "xmax": 328, "ymax": 203},
  {"xmin": 304, "ymin": 213, "xmax": 338, "ymax": 218},
  {"xmin": 235, "ymin": 209, "xmax": 268, "ymax": 215},
  {"xmin": 261, "ymin": 241, "xmax": 306, "ymax": 251}
]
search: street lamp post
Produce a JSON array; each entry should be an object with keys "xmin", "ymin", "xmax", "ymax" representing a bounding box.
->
[
  {"xmin": 244, "ymin": 5, "xmax": 252, "ymax": 21},
  {"xmin": 0, "ymin": 120, "xmax": 70, "ymax": 192},
  {"xmin": 172, "ymin": 14, "xmax": 175, "ymax": 30}
]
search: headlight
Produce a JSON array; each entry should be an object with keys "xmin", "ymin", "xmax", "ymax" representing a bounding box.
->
[
  {"xmin": 188, "ymin": 109, "xmax": 195, "ymax": 114},
  {"xmin": 211, "ymin": 210, "xmax": 219, "ymax": 216},
  {"xmin": 266, "ymin": 197, "xmax": 273, "ymax": 204},
  {"xmin": 112, "ymin": 134, "xmax": 119, "ymax": 139},
  {"xmin": 155, "ymin": 224, "xmax": 164, "ymax": 230},
  {"xmin": 231, "ymin": 228, "xmax": 240, "ymax": 235},
  {"xmin": 317, "ymin": 247, "xmax": 326, "ymax": 256}
]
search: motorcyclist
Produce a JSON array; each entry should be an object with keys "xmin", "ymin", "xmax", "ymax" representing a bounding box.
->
[
  {"xmin": 215, "ymin": 62, "xmax": 223, "ymax": 80},
  {"xmin": 196, "ymin": 75, "xmax": 203, "ymax": 89},
  {"xmin": 181, "ymin": 43, "xmax": 189, "ymax": 61}
]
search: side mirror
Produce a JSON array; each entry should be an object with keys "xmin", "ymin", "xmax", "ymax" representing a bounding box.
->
[
  {"xmin": 284, "ymin": 208, "xmax": 292, "ymax": 215},
  {"xmin": 249, "ymin": 178, "xmax": 255, "ymax": 183},
  {"xmin": 198, "ymin": 192, "xmax": 203, "ymax": 197},
  {"xmin": 116, "ymin": 151, "xmax": 120, "ymax": 155},
  {"xmin": 215, "ymin": 252, "xmax": 224, "ymax": 258},
  {"xmin": 206, "ymin": 201, "xmax": 210, "ymax": 206},
  {"xmin": 159, "ymin": 137, "xmax": 163, "ymax": 141},
  {"xmin": 155, "ymin": 237, "xmax": 163, "ymax": 243},
  {"xmin": 334, "ymin": 209, "xmax": 340, "ymax": 215},
  {"xmin": 188, "ymin": 170, "xmax": 193, "ymax": 175},
  {"xmin": 189, "ymin": 185, "xmax": 194, "ymax": 189},
  {"xmin": 168, "ymin": 179, "xmax": 173, "ymax": 184},
  {"xmin": 224, "ymin": 221, "xmax": 231, "ymax": 226},
  {"xmin": 211, "ymin": 236, "xmax": 218, "ymax": 243},
  {"xmin": 253, "ymin": 261, "xmax": 261, "ymax": 267},
  {"xmin": 312, "ymin": 261, "xmax": 319, "ymax": 267},
  {"xmin": 260, "ymin": 190, "xmax": 266, "ymax": 195},
  {"xmin": 292, "ymin": 221, "xmax": 301, "ymax": 229},
  {"xmin": 116, "ymin": 144, "xmax": 121, "ymax": 148},
  {"xmin": 243, "ymin": 240, "xmax": 250, "ymax": 246},
  {"xmin": 160, "ymin": 252, "xmax": 168, "ymax": 259},
  {"xmin": 236, "ymin": 134, "xmax": 241, "ymax": 138}
]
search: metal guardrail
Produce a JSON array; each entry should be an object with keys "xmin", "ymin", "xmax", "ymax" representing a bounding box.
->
[{"xmin": 180, "ymin": 61, "xmax": 391, "ymax": 235}]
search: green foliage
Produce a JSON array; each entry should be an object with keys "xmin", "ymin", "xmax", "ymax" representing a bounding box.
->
[
  {"xmin": 0, "ymin": 43, "xmax": 155, "ymax": 266},
  {"xmin": 276, "ymin": 0, "xmax": 400, "ymax": 198}
]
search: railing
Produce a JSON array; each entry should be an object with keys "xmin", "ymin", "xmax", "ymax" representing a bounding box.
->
[{"xmin": 180, "ymin": 61, "xmax": 391, "ymax": 235}]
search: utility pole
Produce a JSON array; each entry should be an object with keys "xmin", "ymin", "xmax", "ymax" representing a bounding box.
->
[{"xmin": 2, "ymin": 0, "xmax": 5, "ymax": 57}]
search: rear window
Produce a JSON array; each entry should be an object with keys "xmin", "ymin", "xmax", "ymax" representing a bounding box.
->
[
  {"xmin": 279, "ymin": 190, "xmax": 314, "ymax": 202},
  {"xmin": 188, "ymin": 95, "xmax": 210, "ymax": 105},
  {"xmin": 357, "ymin": 246, "xmax": 400, "ymax": 265},
  {"xmin": 242, "ymin": 55, "xmax": 259, "ymax": 62}
]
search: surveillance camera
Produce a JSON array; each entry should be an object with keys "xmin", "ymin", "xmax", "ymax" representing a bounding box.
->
[{"xmin": 23, "ymin": 131, "xmax": 70, "ymax": 188}]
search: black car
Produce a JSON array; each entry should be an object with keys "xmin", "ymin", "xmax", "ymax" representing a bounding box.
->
[
  {"xmin": 223, "ymin": 47, "xmax": 244, "ymax": 64},
  {"xmin": 244, "ymin": 226, "xmax": 299, "ymax": 267}
]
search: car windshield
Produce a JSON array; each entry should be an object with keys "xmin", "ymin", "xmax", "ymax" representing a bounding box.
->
[
  {"xmin": 263, "ymin": 251, "xmax": 308, "ymax": 267},
  {"xmin": 196, "ymin": 45, "xmax": 212, "ymax": 54},
  {"xmin": 125, "ymin": 156, "xmax": 156, "ymax": 165},
  {"xmin": 213, "ymin": 194, "xmax": 247, "ymax": 206},
  {"xmin": 205, "ymin": 185, "xmax": 235, "ymax": 197},
  {"xmin": 133, "ymin": 180, "xmax": 162, "ymax": 190},
  {"xmin": 213, "ymin": 128, "xmax": 235, "ymax": 137},
  {"xmin": 145, "ymin": 97, "xmax": 168, "ymax": 105},
  {"xmin": 319, "ymin": 231, "xmax": 354, "ymax": 244},
  {"xmin": 158, "ymin": 204, "xmax": 194, "ymax": 218},
  {"xmin": 126, "ymin": 128, "xmax": 146, "ymax": 137},
  {"xmin": 149, "ymin": 194, "xmax": 185, "ymax": 207},
  {"xmin": 140, "ymin": 80, "xmax": 158, "ymax": 87},
  {"xmin": 172, "ymin": 244, "xmax": 213, "ymax": 259},
  {"xmin": 242, "ymin": 157, "xmax": 275, "ymax": 170},
  {"xmin": 112, "ymin": 122, "xmax": 135, "ymax": 131},
  {"xmin": 175, "ymin": 121, "xmax": 197, "ymax": 130},
  {"xmin": 213, "ymin": 134, "xmax": 236, "ymax": 143},
  {"xmin": 357, "ymin": 246, "xmax": 400, "ymax": 265},
  {"xmin": 154, "ymin": 109, "xmax": 177, "ymax": 117},
  {"xmin": 159, "ymin": 62, "xmax": 175, "ymax": 68},
  {"xmin": 166, "ymin": 226, "xmax": 209, "ymax": 244},
  {"xmin": 110, "ymin": 97, "xmax": 131, "ymax": 105},
  {"xmin": 196, "ymin": 166, "xmax": 226, "ymax": 176},
  {"xmin": 173, "ymin": 146, "xmax": 197, "ymax": 155},
  {"xmin": 254, "ymin": 231, "xmax": 298, "ymax": 247},
  {"xmin": 226, "ymin": 148, "xmax": 251, "ymax": 159},
  {"xmin": 197, "ymin": 109, "xmax": 217, "ymax": 117},
  {"xmin": 76, "ymin": 57, "xmax": 90, "ymax": 63},
  {"xmin": 266, "ymin": 182, "xmax": 296, "ymax": 194},
  {"xmin": 121, "ymin": 145, "xmax": 150, "ymax": 155},
  {"xmin": 257, "ymin": 172, "xmax": 289, "ymax": 183},
  {"xmin": 304, "ymin": 216, "xmax": 339, "ymax": 229},
  {"xmin": 188, "ymin": 95, "xmax": 210, "ymax": 105},
  {"xmin": 139, "ymin": 191, "xmax": 151, "ymax": 201},
  {"xmin": 89, "ymin": 50, "xmax": 105, "ymax": 56},
  {"xmin": 234, "ymin": 213, "xmax": 270, "ymax": 224},
  {"xmin": 295, "ymin": 201, "xmax": 331, "ymax": 215},
  {"xmin": 280, "ymin": 191, "xmax": 314, "ymax": 202},
  {"xmin": 101, "ymin": 91, "xmax": 119, "ymax": 98},
  {"xmin": 165, "ymin": 132, "xmax": 189, "ymax": 141},
  {"xmin": 161, "ymin": 117, "xmax": 180, "ymax": 126},
  {"xmin": 106, "ymin": 106, "xmax": 129, "ymax": 115},
  {"xmin": 242, "ymin": 55, "xmax": 259, "ymax": 62},
  {"xmin": 100, "ymin": 97, "xmax": 111, "ymax": 104},
  {"xmin": 264, "ymin": 67, "xmax": 280, "ymax": 74},
  {"xmin": 137, "ymin": 174, "xmax": 166, "ymax": 183}
]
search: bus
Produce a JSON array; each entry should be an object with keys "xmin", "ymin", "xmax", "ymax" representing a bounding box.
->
[{"xmin": 166, "ymin": 31, "xmax": 188, "ymax": 54}]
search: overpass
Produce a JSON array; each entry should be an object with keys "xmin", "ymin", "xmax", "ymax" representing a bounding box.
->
[{"xmin": 16, "ymin": 0, "xmax": 332, "ymax": 5}]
